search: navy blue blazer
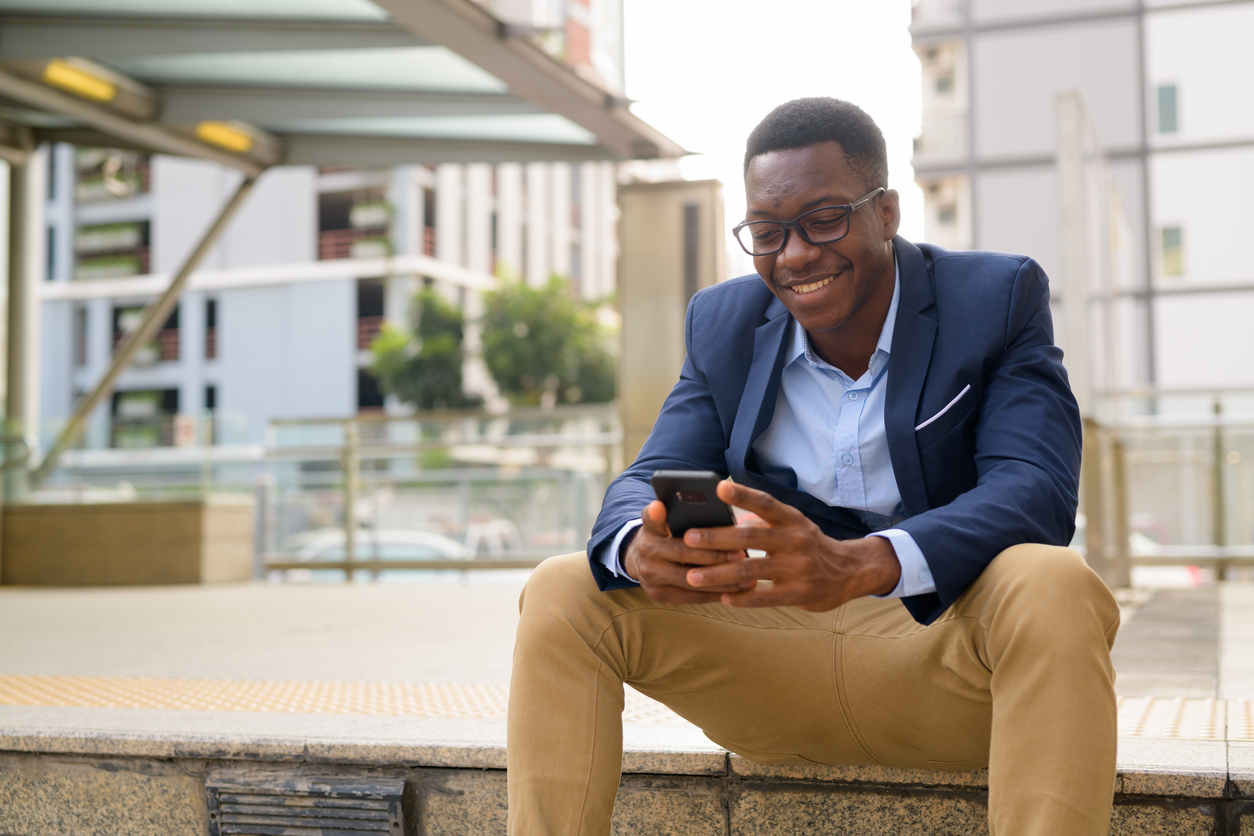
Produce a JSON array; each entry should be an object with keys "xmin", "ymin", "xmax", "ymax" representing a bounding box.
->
[{"xmin": 589, "ymin": 237, "xmax": 1082, "ymax": 625}]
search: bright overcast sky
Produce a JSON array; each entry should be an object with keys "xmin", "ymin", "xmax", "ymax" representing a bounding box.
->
[{"xmin": 623, "ymin": 0, "xmax": 924, "ymax": 277}]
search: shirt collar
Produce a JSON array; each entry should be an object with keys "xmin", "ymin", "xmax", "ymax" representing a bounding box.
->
[{"xmin": 788, "ymin": 253, "xmax": 901, "ymax": 378}]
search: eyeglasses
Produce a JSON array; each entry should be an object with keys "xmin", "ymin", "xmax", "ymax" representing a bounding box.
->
[{"xmin": 732, "ymin": 187, "xmax": 885, "ymax": 256}]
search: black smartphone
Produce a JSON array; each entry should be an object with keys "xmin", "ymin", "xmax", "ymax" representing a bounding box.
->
[{"xmin": 650, "ymin": 470, "xmax": 736, "ymax": 537}]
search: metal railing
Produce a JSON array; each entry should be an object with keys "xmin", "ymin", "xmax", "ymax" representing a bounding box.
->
[
  {"xmin": 1084, "ymin": 387, "xmax": 1254, "ymax": 581},
  {"xmin": 260, "ymin": 404, "xmax": 623, "ymax": 580}
]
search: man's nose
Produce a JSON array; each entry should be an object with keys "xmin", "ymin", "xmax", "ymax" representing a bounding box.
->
[{"xmin": 775, "ymin": 226, "xmax": 823, "ymax": 270}]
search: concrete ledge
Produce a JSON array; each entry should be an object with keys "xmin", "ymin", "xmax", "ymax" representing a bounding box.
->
[
  {"xmin": 0, "ymin": 709, "xmax": 1249, "ymax": 835},
  {"xmin": 0, "ymin": 497, "xmax": 254, "ymax": 585}
]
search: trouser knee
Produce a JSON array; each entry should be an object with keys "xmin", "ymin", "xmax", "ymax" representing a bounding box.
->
[{"xmin": 972, "ymin": 544, "xmax": 1120, "ymax": 651}]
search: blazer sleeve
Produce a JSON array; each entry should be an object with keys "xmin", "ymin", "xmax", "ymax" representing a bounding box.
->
[
  {"xmin": 586, "ymin": 296, "xmax": 733, "ymax": 591},
  {"xmin": 896, "ymin": 258, "xmax": 1083, "ymax": 623}
]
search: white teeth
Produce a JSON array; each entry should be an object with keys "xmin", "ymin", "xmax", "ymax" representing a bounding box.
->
[{"xmin": 790, "ymin": 277, "xmax": 833, "ymax": 295}]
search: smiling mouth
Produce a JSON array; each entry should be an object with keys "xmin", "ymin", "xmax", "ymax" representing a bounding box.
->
[{"xmin": 788, "ymin": 276, "xmax": 833, "ymax": 295}]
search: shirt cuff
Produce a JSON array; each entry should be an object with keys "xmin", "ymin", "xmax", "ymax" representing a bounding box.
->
[
  {"xmin": 596, "ymin": 518, "xmax": 643, "ymax": 583},
  {"xmin": 867, "ymin": 528, "xmax": 936, "ymax": 599}
]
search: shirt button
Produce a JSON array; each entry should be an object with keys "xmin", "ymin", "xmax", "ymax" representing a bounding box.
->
[
  {"xmin": 849, "ymin": 391, "xmax": 859, "ymax": 401},
  {"xmin": 842, "ymin": 454, "xmax": 854, "ymax": 466}
]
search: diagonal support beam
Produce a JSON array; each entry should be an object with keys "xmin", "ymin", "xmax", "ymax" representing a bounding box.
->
[
  {"xmin": 31, "ymin": 176, "xmax": 259, "ymax": 487},
  {"xmin": 369, "ymin": 0, "xmax": 685, "ymax": 160}
]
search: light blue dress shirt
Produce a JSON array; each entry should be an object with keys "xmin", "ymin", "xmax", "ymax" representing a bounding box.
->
[{"xmin": 599, "ymin": 261, "xmax": 936, "ymax": 600}]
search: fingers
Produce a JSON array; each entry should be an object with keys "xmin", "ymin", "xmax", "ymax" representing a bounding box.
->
[
  {"xmin": 686, "ymin": 554, "xmax": 776, "ymax": 589},
  {"xmin": 717, "ymin": 481, "xmax": 803, "ymax": 526},
  {"xmin": 683, "ymin": 522, "xmax": 800, "ymax": 553},
  {"xmin": 640, "ymin": 500, "xmax": 670, "ymax": 537}
]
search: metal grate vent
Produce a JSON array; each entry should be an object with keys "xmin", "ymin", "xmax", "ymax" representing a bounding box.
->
[{"xmin": 207, "ymin": 773, "xmax": 404, "ymax": 836}]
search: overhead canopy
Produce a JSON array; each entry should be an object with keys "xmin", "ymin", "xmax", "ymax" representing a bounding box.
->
[{"xmin": 0, "ymin": 0, "xmax": 685, "ymax": 173}]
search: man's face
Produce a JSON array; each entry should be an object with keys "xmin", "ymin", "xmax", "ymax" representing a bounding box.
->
[{"xmin": 744, "ymin": 141, "xmax": 900, "ymax": 336}]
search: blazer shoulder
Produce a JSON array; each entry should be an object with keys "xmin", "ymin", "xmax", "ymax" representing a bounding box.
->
[{"xmin": 688, "ymin": 274, "xmax": 777, "ymax": 327}]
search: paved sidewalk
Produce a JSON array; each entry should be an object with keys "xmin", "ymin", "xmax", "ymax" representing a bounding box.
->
[{"xmin": 1, "ymin": 577, "xmax": 1250, "ymax": 740}]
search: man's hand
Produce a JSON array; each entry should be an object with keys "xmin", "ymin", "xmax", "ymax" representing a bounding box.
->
[
  {"xmin": 623, "ymin": 499, "xmax": 753, "ymax": 605},
  {"xmin": 681, "ymin": 482, "xmax": 902, "ymax": 612}
]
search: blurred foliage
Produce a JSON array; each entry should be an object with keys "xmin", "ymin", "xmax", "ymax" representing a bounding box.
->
[
  {"xmin": 481, "ymin": 276, "xmax": 616, "ymax": 406},
  {"xmin": 370, "ymin": 288, "xmax": 483, "ymax": 410}
]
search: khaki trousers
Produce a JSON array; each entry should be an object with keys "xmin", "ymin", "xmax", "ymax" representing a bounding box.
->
[{"xmin": 507, "ymin": 544, "xmax": 1120, "ymax": 835}]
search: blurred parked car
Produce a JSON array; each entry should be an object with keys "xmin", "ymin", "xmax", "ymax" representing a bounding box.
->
[{"xmin": 283, "ymin": 528, "xmax": 472, "ymax": 583}]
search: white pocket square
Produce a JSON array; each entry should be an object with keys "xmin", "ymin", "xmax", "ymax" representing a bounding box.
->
[{"xmin": 915, "ymin": 384, "xmax": 972, "ymax": 431}]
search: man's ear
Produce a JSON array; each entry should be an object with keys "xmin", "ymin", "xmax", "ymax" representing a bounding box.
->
[{"xmin": 879, "ymin": 188, "xmax": 901, "ymax": 241}]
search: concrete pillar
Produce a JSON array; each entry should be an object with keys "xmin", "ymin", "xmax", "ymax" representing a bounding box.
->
[
  {"xmin": 496, "ymin": 163, "xmax": 524, "ymax": 280},
  {"xmin": 599, "ymin": 163, "xmax": 618, "ymax": 300},
  {"xmin": 388, "ymin": 165, "xmax": 421, "ymax": 257},
  {"xmin": 464, "ymin": 163, "xmax": 493, "ymax": 276},
  {"xmin": 550, "ymin": 163, "xmax": 571, "ymax": 280},
  {"xmin": 436, "ymin": 164, "xmax": 464, "ymax": 267},
  {"xmin": 5, "ymin": 146, "xmax": 48, "ymax": 499},
  {"xmin": 617, "ymin": 179, "xmax": 725, "ymax": 465},
  {"xmin": 524, "ymin": 162, "xmax": 549, "ymax": 286}
]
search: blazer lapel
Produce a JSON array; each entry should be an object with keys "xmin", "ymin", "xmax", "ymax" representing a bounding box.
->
[
  {"xmin": 728, "ymin": 296, "xmax": 791, "ymax": 475},
  {"xmin": 886, "ymin": 237, "xmax": 937, "ymax": 516}
]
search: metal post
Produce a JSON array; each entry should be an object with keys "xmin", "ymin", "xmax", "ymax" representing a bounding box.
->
[
  {"xmin": 1081, "ymin": 418, "xmax": 1110, "ymax": 583},
  {"xmin": 5, "ymin": 158, "xmax": 31, "ymax": 503},
  {"xmin": 342, "ymin": 420, "xmax": 359, "ymax": 582},
  {"xmin": 1213, "ymin": 398, "xmax": 1227, "ymax": 581},
  {"xmin": 1110, "ymin": 435, "xmax": 1132, "ymax": 588},
  {"xmin": 252, "ymin": 472, "xmax": 273, "ymax": 580},
  {"xmin": 31, "ymin": 175, "xmax": 258, "ymax": 487}
]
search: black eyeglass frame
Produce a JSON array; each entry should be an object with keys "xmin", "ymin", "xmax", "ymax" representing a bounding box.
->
[{"xmin": 732, "ymin": 187, "xmax": 886, "ymax": 256}]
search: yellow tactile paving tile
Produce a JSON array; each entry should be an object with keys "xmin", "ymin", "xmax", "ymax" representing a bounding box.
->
[
  {"xmin": 1116, "ymin": 696, "xmax": 1225, "ymax": 740},
  {"xmin": 0, "ymin": 676, "xmax": 1244, "ymax": 737},
  {"xmin": 1230, "ymin": 699, "xmax": 1254, "ymax": 742},
  {"xmin": 0, "ymin": 674, "xmax": 683, "ymax": 723}
]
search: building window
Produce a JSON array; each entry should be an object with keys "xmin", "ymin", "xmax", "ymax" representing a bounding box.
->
[
  {"xmin": 205, "ymin": 298, "xmax": 218, "ymax": 359},
  {"xmin": 74, "ymin": 219, "xmax": 151, "ymax": 280},
  {"xmin": 318, "ymin": 185, "xmax": 391, "ymax": 260},
  {"xmin": 1160, "ymin": 226, "xmax": 1184, "ymax": 277},
  {"xmin": 1157, "ymin": 84, "xmax": 1178, "ymax": 134},
  {"xmin": 423, "ymin": 186, "xmax": 437, "ymax": 257},
  {"xmin": 357, "ymin": 368, "xmax": 385, "ymax": 412},
  {"xmin": 110, "ymin": 388, "xmax": 179, "ymax": 448},
  {"xmin": 938, "ymin": 205, "xmax": 958, "ymax": 226},
  {"xmin": 935, "ymin": 73, "xmax": 954, "ymax": 95},
  {"xmin": 356, "ymin": 278, "xmax": 385, "ymax": 350},
  {"xmin": 74, "ymin": 147, "xmax": 151, "ymax": 203},
  {"xmin": 113, "ymin": 304, "xmax": 179, "ymax": 364},
  {"xmin": 73, "ymin": 305, "xmax": 89, "ymax": 367},
  {"xmin": 204, "ymin": 385, "xmax": 217, "ymax": 411}
]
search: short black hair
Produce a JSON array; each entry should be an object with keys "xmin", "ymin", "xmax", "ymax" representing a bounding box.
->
[{"xmin": 743, "ymin": 97, "xmax": 887, "ymax": 190}]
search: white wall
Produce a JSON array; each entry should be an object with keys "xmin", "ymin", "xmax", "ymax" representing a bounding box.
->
[
  {"xmin": 1151, "ymin": 147, "xmax": 1254, "ymax": 284},
  {"xmin": 972, "ymin": 0, "xmax": 1132, "ymax": 25},
  {"xmin": 151, "ymin": 157, "xmax": 239, "ymax": 273},
  {"xmin": 217, "ymin": 166, "xmax": 317, "ymax": 268},
  {"xmin": 1154, "ymin": 291, "xmax": 1254, "ymax": 388},
  {"xmin": 976, "ymin": 164, "xmax": 1060, "ymax": 276},
  {"xmin": 1146, "ymin": 3, "xmax": 1254, "ymax": 145},
  {"xmin": 973, "ymin": 19, "xmax": 1141, "ymax": 159},
  {"xmin": 218, "ymin": 280, "xmax": 356, "ymax": 442}
]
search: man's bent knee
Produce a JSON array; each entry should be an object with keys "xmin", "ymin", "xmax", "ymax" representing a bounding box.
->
[
  {"xmin": 519, "ymin": 552, "xmax": 596, "ymax": 613},
  {"xmin": 963, "ymin": 544, "xmax": 1120, "ymax": 647}
]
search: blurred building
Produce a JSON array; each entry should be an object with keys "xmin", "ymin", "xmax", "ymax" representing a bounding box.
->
[
  {"xmin": 910, "ymin": 0, "xmax": 1254, "ymax": 390},
  {"xmin": 34, "ymin": 0, "xmax": 626, "ymax": 454}
]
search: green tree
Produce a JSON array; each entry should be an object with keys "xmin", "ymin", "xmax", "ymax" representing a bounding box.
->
[
  {"xmin": 370, "ymin": 288, "xmax": 482, "ymax": 410},
  {"xmin": 481, "ymin": 276, "xmax": 616, "ymax": 406}
]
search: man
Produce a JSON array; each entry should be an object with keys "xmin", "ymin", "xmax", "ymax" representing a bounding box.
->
[{"xmin": 508, "ymin": 98, "xmax": 1120, "ymax": 835}]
